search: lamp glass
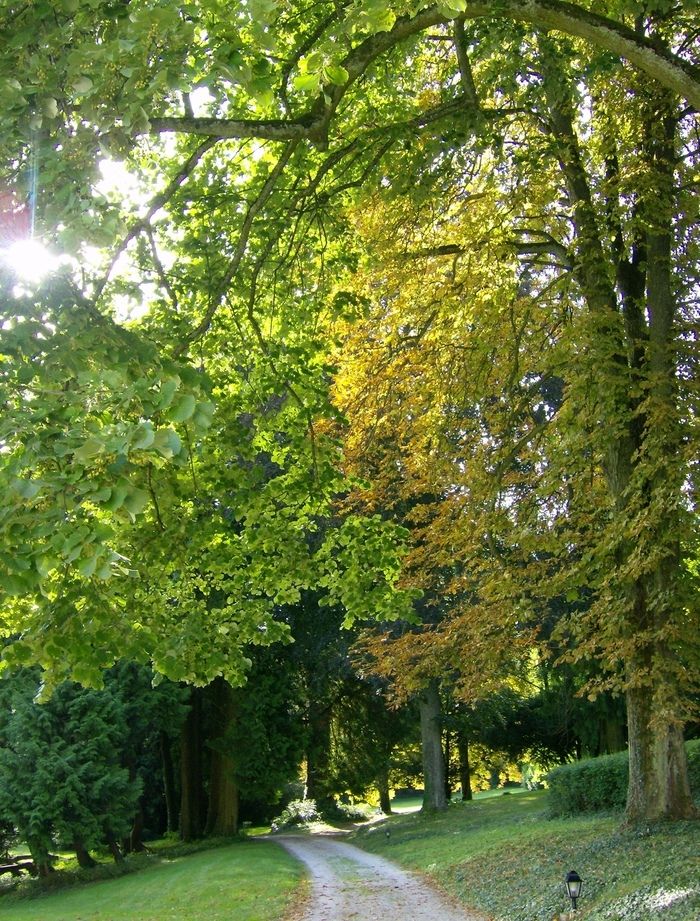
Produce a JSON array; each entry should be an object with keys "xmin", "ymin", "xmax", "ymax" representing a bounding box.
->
[{"xmin": 566, "ymin": 870, "xmax": 582, "ymax": 900}]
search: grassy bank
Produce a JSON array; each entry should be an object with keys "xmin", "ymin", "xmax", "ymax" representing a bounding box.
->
[
  {"xmin": 0, "ymin": 840, "xmax": 302, "ymax": 921},
  {"xmin": 354, "ymin": 790, "xmax": 699, "ymax": 921}
]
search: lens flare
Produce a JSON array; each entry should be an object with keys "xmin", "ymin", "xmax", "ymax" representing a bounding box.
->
[{"xmin": 2, "ymin": 238, "xmax": 56, "ymax": 282}]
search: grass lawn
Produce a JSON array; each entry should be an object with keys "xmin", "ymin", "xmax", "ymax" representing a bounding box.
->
[
  {"xmin": 0, "ymin": 840, "xmax": 302, "ymax": 921},
  {"xmin": 354, "ymin": 789, "xmax": 700, "ymax": 921}
]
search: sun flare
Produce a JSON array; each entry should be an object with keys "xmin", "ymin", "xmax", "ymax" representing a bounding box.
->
[{"xmin": 2, "ymin": 238, "xmax": 56, "ymax": 282}]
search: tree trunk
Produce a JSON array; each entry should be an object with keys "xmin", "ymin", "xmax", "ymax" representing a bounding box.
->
[
  {"xmin": 443, "ymin": 728, "xmax": 452, "ymax": 801},
  {"xmin": 457, "ymin": 733, "xmax": 473, "ymax": 801},
  {"xmin": 27, "ymin": 837, "xmax": 51, "ymax": 878},
  {"xmin": 107, "ymin": 835, "xmax": 123, "ymax": 863},
  {"xmin": 419, "ymin": 681, "xmax": 447, "ymax": 811},
  {"xmin": 377, "ymin": 766, "xmax": 392, "ymax": 814},
  {"xmin": 205, "ymin": 677, "xmax": 239, "ymax": 837},
  {"xmin": 160, "ymin": 729, "xmax": 178, "ymax": 833},
  {"xmin": 625, "ymin": 687, "xmax": 695, "ymax": 822},
  {"xmin": 306, "ymin": 704, "xmax": 334, "ymax": 810},
  {"xmin": 129, "ymin": 803, "xmax": 146, "ymax": 853},
  {"xmin": 74, "ymin": 841, "xmax": 96, "ymax": 869},
  {"xmin": 180, "ymin": 686, "xmax": 206, "ymax": 840}
]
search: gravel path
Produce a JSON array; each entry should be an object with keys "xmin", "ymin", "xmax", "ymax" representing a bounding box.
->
[{"xmin": 273, "ymin": 834, "xmax": 482, "ymax": 921}]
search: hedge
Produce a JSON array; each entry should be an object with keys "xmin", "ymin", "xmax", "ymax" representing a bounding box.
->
[{"xmin": 547, "ymin": 738, "xmax": 700, "ymax": 816}]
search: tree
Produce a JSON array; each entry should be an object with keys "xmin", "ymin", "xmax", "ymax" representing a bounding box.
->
[
  {"xmin": 0, "ymin": 670, "xmax": 141, "ymax": 873},
  {"xmin": 231, "ymin": 643, "xmax": 306, "ymax": 822},
  {"xmin": 104, "ymin": 662, "xmax": 189, "ymax": 849},
  {"xmin": 322, "ymin": 675, "xmax": 417, "ymax": 813},
  {"xmin": 332, "ymin": 24, "xmax": 699, "ymax": 821}
]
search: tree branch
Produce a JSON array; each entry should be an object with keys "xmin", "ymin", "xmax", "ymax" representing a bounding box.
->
[
  {"xmin": 147, "ymin": 1, "xmax": 700, "ymax": 153},
  {"xmin": 173, "ymin": 139, "xmax": 300, "ymax": 356},
  {"xmin": 453, "ymin": 17, "xmax": 481, "ymax": 111},
  {"xmin": 149, "ymin": 114, "xmax": 316, "ymax": 142},
  {"xmin": 93, "ymin": 138, "xmax": 218, "ymax": 304},
  {"xmin": 465, "ymin": 0, "xmax": 700, "ymax": 110}
]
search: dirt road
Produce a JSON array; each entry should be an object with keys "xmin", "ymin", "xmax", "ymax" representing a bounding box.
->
[{"xmin": 274, "ymin": 834, "xmax": 482, "ymax": 921}]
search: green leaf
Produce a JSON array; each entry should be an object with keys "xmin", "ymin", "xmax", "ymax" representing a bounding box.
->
[
  {"xmin": 152, "ymin": 427, "xmax": 182, "ymax": 458},
  {"xmin": 324, "ymin": 64, "xmax": 349, "ymax": 86},
  {"xmin": 73, "ymin": 437, "xmax": 106, "ymax": 465},
  {"xmin": 3, "ymin": 574, "xmax": 30, "ymax": 596},
  {"xmin": 293, "ymin": 72, "xmax": 320, "ymax": 94},
  {"xmin": 77, "ymin": 554, "xmax": 98, "ymax": 578},
  {"xmin": 304, "ymin": 52, "xmax": 323, "ymax": 73},
  {"xmin": 168, "ymin": 393, "xmax": 197, "ymax": 423},
  {"xmin": 104, "ymin": 484, "xmax": 128, "ymax": 511},
  {"xmin": 40, "ymin": 97, "xmax": 58, "ymax": 118},
  {"xmin": 12, "ymin": 478, "xmax": 41, "ymax": 500},
  {"xmin": 72, "ymin": 75, "xmax": 93, "ymax": 94},
  {"xmin": 438, "ymin": 0, "xmax": 467, "ymax": 14},
  {"xmin": 365, "ymin": 7, "xmax": 396, "ymax": 32},
  {"xmin": 37, "ymin": 556, "xmax": 60, "ymax": 579},
  {"xmin": 192, "ymin": 401, "xmax": 215, "ymax": 430},
  {"xmin": 122, "ymin": 487, "xmax": 149, "ymax": 517},
  {"xmin": 158, "ymin": 376, "xmax": 180, "ymax": 409},
  {"xmin": 131, "ymin": 422, "xmax": 155, "ymax": 450}
]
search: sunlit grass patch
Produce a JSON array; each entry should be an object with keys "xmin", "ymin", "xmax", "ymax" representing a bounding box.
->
[
  {"xmin": 0, "ymin": 840, "xmax": 302, "ymax": 921},
  {"xmin": 354, "ymin": 791, "xmax": 700, "ymax": 920}
]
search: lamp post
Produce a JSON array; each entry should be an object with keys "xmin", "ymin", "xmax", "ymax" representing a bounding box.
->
[{"xmin": 565, "ymin": 870, "xmax": 583, "ymax": 911}]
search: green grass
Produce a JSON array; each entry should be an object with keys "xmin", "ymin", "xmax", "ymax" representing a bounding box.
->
[
  {"xmin": 390, "ymin": 788, "xmax": 525, "ymax": 813},
  {"xmin": 354, "ymin": 790, "xmax": 700, "ymax": 921},
  {"xmin": 0, "ymin": 840, "xmax": 302, "ymax": 921}
]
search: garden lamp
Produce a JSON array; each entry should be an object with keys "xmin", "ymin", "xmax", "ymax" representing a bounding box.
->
[{"xmin": 565, "ymin": 870, "xmax": 582, "ymax": 910}]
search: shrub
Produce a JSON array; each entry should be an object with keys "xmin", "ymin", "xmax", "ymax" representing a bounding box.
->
[
  {"xmin": 547, "ymin": 739, "xmax": 700, "ymax": 817},
  {"xmin": 270, "ymin": 799, "xmax": 319, "ymax": 832},
  {"xmin": 323, "ymin": 801, "xmax": 374, "ymax": 822}
]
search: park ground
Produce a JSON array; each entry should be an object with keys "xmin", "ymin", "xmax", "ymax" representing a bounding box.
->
[{"xmin": 0, "ymin": 790, "xmax": 697, "ymax": 921}]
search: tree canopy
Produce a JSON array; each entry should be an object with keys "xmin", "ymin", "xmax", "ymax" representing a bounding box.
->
[{"xmin": 0, "ymin": 0, "xmax": 698, "ymax": 823}]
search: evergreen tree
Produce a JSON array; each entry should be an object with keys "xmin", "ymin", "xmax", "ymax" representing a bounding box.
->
[{"xmin": 0, "ymin": 671, "xmax": 142, "ymax": 873}]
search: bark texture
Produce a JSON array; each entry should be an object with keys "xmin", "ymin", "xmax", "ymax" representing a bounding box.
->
[
  {"xmin": 205, "ymin": 678, "xmax": 239, "ymax": 837},
  {"xmin": 419, "ymin": 681, "xmax": 448, "ymax": 811},
  {"xmin": 180, "ymin": 686, "xmax": 206, "ymax": 840}
]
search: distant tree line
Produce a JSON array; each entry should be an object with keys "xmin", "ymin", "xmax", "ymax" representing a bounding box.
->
[{"xmin": 0, "ymin": 588, "xmax": 648, "ymax": 873}]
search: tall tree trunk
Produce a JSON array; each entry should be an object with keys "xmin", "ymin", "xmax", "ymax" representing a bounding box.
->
[
  {"xmin": 625, "ymin": 687, "xmax": 695, "ymax": 822},
  {"xmin": 205, "ymin": 677, "xmax": 239, "ymax": 837},
  {"xmin": 306, "ymin": 704, "xmax": 334, "ymax": 810},
  {"xmin": 539, "ymin": 41, "xmax": 695, "ymax": 824},
  {"xmin": 27, "ymin": 837, "xmax": 51, "ymax": 878},
  {"xmin": 419, "ymin": 681, "xmax": 447, "ymax": 811},
  {"xmin": 622, "ymin": 97, "xmax": 695, "ymax": 821},
  {"xmin": 180, "ymin": 686, "xmax": 206, "ymax": 840},
  {"xmin": 160, "ymin": 729, "xmax": 178, "ymax": 834},
  {"xmin": 457, "ymin": 733, "xmax": 473, "ymax": 801}
]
